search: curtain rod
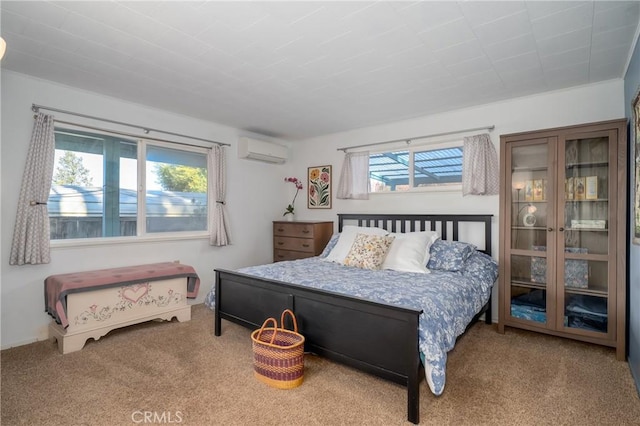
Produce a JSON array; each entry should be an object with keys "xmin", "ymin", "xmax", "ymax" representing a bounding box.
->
[
  {"xmin": 336, "ymin": 125, "xmax": 495, "ymax": 152},
  {"xmin": 50, "ymin": 118, "xmax": 222, "ymax": 150},
  {"xmin": 31, "ymin": 103, "xmax": 230, "ymax": 147}
]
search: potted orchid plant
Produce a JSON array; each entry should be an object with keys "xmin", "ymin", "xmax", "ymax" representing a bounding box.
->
[{"xmin": 284, "ymin": 177, "xmax": 303, "ymax": 219}]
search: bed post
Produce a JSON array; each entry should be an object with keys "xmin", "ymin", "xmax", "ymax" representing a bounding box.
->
[
  {"xmin": 485, "ymin": 295, "xmax": 493, "ymax": 324},
  {"xmin": 483, "ymin": 215, "xmax": 493, "ymax": 325},
  {"xmin": 407, "ymin": 372, "xmax": 420, "ymax": 424},
  {"xmin": 214, "ymin": 270, "xmax": 222, "ymax": 336},
  {"xmin": 484, "ymin": 217, "xmax": 492, "ymax": 257},
  {"xmin": 407, "ymin": 312, "xmax": 421, "ymax": 424}
]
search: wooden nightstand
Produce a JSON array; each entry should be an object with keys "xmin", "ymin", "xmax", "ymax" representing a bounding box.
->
[{"xmin": 273, "ymin": 221, "xmax": 333, "ymax": 262}]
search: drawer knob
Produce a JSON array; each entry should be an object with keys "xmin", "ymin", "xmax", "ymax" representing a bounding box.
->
[
  {"xmin": 277, "ymin": 228, "xmax": 284, "ymax": 232},
  {"xmin": 302, "ymin": 244, "xmax": 309, "ymax": 248},
  {"xmin": 302, "ymin": 229, "xmax": 310, "ymax": 234},
  {"xmin": 277, "ymin": 242, "xmax": 284, "ymax": 245}
]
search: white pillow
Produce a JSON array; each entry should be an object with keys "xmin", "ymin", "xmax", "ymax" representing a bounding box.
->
[
  {"xmin": 323, "ymin": 225, "xmax": 389, "ymax": 264},
  {"xmin": 382, "ymin": 231, "xmax": 439, "ymax": 274}
]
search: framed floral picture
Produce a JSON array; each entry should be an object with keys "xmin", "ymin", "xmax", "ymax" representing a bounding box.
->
[
  {"xmin": 633, "ymin": 89, "xmax": 640, "ymax": 245},
  {"xmin": 308, "ymin": 165, "xmax": 332, "ymax": 209}
]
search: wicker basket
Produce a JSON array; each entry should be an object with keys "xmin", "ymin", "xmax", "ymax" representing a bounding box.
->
[{"xmin": 251, "ymin": 309, "xmax": 305, "ymax": 389}]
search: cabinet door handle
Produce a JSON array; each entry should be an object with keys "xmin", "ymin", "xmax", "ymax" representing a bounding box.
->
[
  {"xmin": 302, "ymin": 229, "xmax": 310, "ymax": 234},
  {"xmin": 277, "ymin": 241, "xmax": 284, "ymax": 245},
  {"xmin": 559, "ymin": 227, "xmax": 565, "ymax": 232},
  {"xmin": 277, "ymin": 228, "xmax": 284, "ymax": 232},
  {"xmin": 548, "ymin": 227, "xmax": 553, "ymax": 232},
  {"xmin": 302, "ymin": 244, "xmax": 310, "ymax": 248}
]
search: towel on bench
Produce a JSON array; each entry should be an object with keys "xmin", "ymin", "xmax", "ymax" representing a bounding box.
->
[{"xmin": 45, "ymin": 262, "xmax": 200, "ymax": 327}]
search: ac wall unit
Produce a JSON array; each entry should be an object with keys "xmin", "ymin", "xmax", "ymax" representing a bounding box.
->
[{"xmin": 237, "ymin": 137, "xmax": 288, "ymax": 164}]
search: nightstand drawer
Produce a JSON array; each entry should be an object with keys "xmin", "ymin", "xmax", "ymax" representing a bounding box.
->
[
  {"xmin": 274, "ymin": 236, "xmax": 314, "ymax": 253},
  {"xmin": 274, "ymin": 249, "xmax": 313, "ymax": 262},
  {"xmin": 273, "ymin": 223, "xmax": 315, "ymax": 238}
]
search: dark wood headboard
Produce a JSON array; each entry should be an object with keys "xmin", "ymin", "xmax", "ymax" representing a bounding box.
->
[{"xmin": 337, "ymin": 213, "xmax": 493, "ymax": 256}]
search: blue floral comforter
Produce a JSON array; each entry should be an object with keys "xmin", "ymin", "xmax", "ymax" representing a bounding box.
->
[{"xmin": 205, "ymin": 252, "xmax": 497, "ymax": 396}]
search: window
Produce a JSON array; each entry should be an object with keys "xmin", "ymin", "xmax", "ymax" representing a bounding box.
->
[
  {"xmin": 369, "ymin": 143, "xmax": 463, "ymax": 192},
  {"xmin": 145, "ymin": 145, "xmax": 207, "ymax": 233},
  {"xmin": 48, "ymin": 128, "xmax": 208, "ymax": 240}
]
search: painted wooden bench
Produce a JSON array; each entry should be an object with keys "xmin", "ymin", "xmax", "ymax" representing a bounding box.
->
[{"xmin": 45, "ymin": 262, "xmax": 199, "ymax": 354}]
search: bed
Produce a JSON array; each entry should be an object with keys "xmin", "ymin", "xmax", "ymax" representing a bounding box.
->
[{"xmin": 207, "ymin": 213, "xmax": 496, "ymax": 424}]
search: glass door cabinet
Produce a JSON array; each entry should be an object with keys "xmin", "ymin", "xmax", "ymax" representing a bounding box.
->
[{"xmin": 498, "ymin": 119, "xmax": 627, "ymax": 361}]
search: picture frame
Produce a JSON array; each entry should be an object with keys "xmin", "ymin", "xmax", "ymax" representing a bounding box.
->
[
  {"xmin": 574, "ymin": 176, "xmax": 586, "ymax": 200},
  {"xmin": 525, "ymin": 180, "xmax": 534, "ymax": 201},
  {"xmin": 633, "ymin": 88, "xmax": 640, "ymax": 245},
  {"xmin": 533, "ymin": 179, "xmax": 543, "ymax": 201},
  {"xmin": 565, "ymin": 177, "xmax": 574, "ymax": 200},
  {"xmin": 308, "ymin": 165, "xmax": 332, "ymax": 209},
  {"xmin": 585, "ymin": 176, "xmax": 598, "ymax": 200}
]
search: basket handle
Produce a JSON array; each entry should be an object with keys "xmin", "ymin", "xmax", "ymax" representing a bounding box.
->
[
  {"xmin": 280, "ymin": 309, "xmax": 298, "ymax": 333},
  {"xmin": 256, "ymin": 317, "xmax": 278, "ymax": 345}
]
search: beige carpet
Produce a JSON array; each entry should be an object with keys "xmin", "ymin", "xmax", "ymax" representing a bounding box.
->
[{"xmin": 1, "ymin": 304, "xmax": 638, "ymax": 425}]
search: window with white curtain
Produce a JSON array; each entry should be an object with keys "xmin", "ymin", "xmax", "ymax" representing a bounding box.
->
[
  {"xmin": 369, "ymin": 141, "xmax": 463, "ymax": 193},
  {"xmin": 48, "ymin": 128, "xmax": 208, "ymax": 241}
]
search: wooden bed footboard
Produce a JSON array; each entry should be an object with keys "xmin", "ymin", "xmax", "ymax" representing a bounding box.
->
[
  {"xmin": 214, "ymin": 269, "xmax": 424, "ymax": 423},
  {"xmin": 214, "ymin": 213, "xmax": 494, "ymax": 424}
]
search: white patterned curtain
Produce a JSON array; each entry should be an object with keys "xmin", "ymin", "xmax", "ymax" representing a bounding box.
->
[
  {"xmin": 337, "ymin": 151, "xmax": 370, "ymax": 200},
  {"xmin": 208, "ymin": 145, "xmax": 231, "ymax": 246},
  {"xmin": 10, "ymin": 113, "xmax": 56, "ymax": 265},
  {"xmin": 462, "ymin": 133, "xmax": 499, "ymax": 196}
]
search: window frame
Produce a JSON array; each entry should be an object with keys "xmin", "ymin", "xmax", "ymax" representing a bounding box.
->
[
  {"xmin": 49, "ymin": 127, "xmax": 211, "ymax": 247},
  {"xmin": 369, "ymin": 139, "xmax": 464, "ymax": 195}
]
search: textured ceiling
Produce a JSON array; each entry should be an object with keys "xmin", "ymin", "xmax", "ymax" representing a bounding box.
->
[{"xmin": 1, "ymin": 1, "xmax": 639, "ymax": 140}]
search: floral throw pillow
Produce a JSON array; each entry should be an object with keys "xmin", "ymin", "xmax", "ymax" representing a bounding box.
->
[
  {"xmin": 323, "ymin": 226, "xmax": 389, "ymax": 263},
  {"xmin": 343, "ymin": 233, "xmax": 395, "ymax": 270},
  {"xmin": 427, "ymin": 239, "xmax": 477, "ymax": 272}
]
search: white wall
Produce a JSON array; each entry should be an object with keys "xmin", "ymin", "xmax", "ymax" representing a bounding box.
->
[
  {"xmin": 290, "ymin": 80, "xmax": 626, "ymax": 322},
  {"xmin": 0, "ymin": 72, "xmax": 627, "ymax": 347},
  {"xmin": 0, "ymin": 71, "xmax": 292, "ymax": 348}
]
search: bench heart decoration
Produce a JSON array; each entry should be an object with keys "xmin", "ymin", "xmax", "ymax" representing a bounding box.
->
[{"xmin": 121, "ymin": 283, "xmax": 150, "ymax": 303}]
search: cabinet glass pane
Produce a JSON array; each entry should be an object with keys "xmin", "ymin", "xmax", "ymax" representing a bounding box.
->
[
  {"xmin": 511, "ymin": 144, "xmax": 548, "ymax": 250},
  {"xmin": 564, "ymin": 294, "xmax": 607, "ymax": 333},
  {"xmin": 510, "ymin": 254, "xmax": 547, "ymax": 325},
  {"xmin": 564, "ymin": 136, "xmax": 609, "ymax": 255},
  {"xmin": 563, "ymin": 229, "xmax": 608, "ymax": 255},
  {"xmin": 562, "ymin": 258, "xmax": 608, "ymax": 333},
  {"xmin": 561, "ymin": 135, "xmax": 609, "ymax": 335}
]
